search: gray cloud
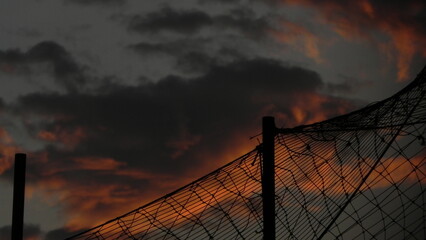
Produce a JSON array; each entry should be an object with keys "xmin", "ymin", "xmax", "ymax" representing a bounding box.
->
[
  {"xmin": 128, "ymin": 38, "xmax": 248, "ymax": 75},
  {"xmin": 175, "ymin": 51, "xmax": 218, "ymax": 74},
  {"xmin": 128, "ymin": 7, "xmax": 213, "ymax": 35},
  {"xmin": 129, "ymin": 38, "xmax": 210, "ymax": 57},
  {"xmin": 127, "ymin": 6, "xmax": 273, "ymax": 38},
  {"xmin": 129, "ymin": 38, "xmax": 244, "ymax": 75},
  {"xmin": 125, "ymin": 5, "xmax": 278, "ymax": 77},
  {"xmin": 326, "ymin": 75, "xmax": 373, "ymax": 94},
  {"xmin": 214, "ymin": 8, "xmax": 271, "ymax": 39},
  {"xmin": 0, "ymin": 41, "xmax": 87, "ymax": 93}
]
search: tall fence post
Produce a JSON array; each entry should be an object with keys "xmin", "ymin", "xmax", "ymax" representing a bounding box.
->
[
  {"xmin": 262, "ymin": 116, "xmax": 276, "ymax": 240},
  {"xmin": 12, "ymin": 153, "xmax": 26, "ymax": 240}
]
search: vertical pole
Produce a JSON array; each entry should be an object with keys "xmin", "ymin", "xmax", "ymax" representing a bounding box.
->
[
  {"xmin": 262, "ymin": 116, "xmax": 275, "ymax": 240},
  {"xmin": 12, "ymin": 153, "xmax": 26, "ymax": 240}
]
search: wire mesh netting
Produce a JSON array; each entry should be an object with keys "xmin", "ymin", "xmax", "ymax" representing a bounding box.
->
[{"xmin": 66, "ymin": 67, "xmax": 426, "ymax": 240}]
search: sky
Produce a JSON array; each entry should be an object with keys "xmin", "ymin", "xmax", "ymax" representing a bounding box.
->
[{"xmin": 0, "ymin": 0, "xmax": 425, "ymax": 239}]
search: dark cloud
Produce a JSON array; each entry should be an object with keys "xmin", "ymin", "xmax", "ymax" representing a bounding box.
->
[
  {"xmin": 0, "ymin": 41, "xmax": 87, "ymax": 92},
  {"xmin": 0, "ymin": 224, "xmax": 41, "ymax": 240},
  {"xmin": 9, "ymin": 55, "xmax": 354, "ymax": 229},
  {"xmin": 16, "ymin": 58, "xmax": 349, "ymax": 176},
  {"xmin": 127, "ymin": 6, "xmax": 273, "ymax": 38},
  {"xmin": 127, "ymin": 8, "xmax": 273, "ymax": 74},
  {"xmin": 129, "ymin": 38, "xmax": 246, "ymax": 74},
  {"xmin": 128, "ymin": 7, "xmax": 213, "ymax": 35},
  {"xmin": 126, "ymin": 6, "xmax": 276, "ymax": 75},
  {"xmin": 214, "ymin": 8, "xmax": 271, "ymax": 39},
  {"xmin": 175, "ymin": 51, "xmax": 218, "ymax": 74}
]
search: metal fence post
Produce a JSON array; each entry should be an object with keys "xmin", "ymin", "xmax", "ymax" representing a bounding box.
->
[
  {"xmin": 262, "ymin": 117, "xmax": 276, "ymax": 239},
  {"xmin": 12, "ymin": 153, "xmax": 26, "ymax": 240}
]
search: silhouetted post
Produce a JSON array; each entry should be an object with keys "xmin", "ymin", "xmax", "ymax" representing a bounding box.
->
[
  {"xmin": 12, "ymin": 153, "xmax": 26, "ymax": 240},
  {"xmin": 262, "ymin": 117, "xmax": 275, "ymax": 240}
]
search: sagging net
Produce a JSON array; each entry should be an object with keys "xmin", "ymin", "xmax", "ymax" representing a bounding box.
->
[{"xmin": 66, "ymin": 67, "xmax": 426, "ymax": 240}]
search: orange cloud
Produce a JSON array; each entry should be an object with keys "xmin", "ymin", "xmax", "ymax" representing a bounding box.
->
[
  {"xmin": 384, "ymin": 26, "xmax": 424, "ymax": 81},
  {"xmin": 25, "ymin": 153, "xmax": 195, "ymax": 231},
  {"xmin": 271, "ymin": 21, "xmax": 323, "ymax": 63},
  {"xmin": 37, "ymin": 126, "xmax": 87, "ymax": 149},
  {"xmin": 61, "ymin": 150, "xmax": 263, "ymax": 239},
  {"xmin": 281, "ymin": 92, "xmax": 352, "ymax": 126},
  {"xmin": 73, "ymin": 157, "xmax": 126, "ymax": 170},
  {"xmin": 275, "ymin": 0, "xmax": 426, "ymax": 81},
  {"xmin": 61, "ymin": 126, "xmax": 425, "ymax": 239}
]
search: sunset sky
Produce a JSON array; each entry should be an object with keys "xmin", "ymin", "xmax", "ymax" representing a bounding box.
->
[{"xmin": 0, "ymin": 0, "xmax": 425, "ymax": 239}]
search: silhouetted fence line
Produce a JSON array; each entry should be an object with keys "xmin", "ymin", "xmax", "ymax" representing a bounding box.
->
[{"xmin": 66, "ymin": 66, "xmax": 426, "ymax": 240}]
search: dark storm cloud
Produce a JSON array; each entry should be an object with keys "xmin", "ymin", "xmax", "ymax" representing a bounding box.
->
[
  {"xmin": 129, "ymin": 7, "xmax": 213, "ymax": 35},
  {"xmin": 0, "ymin": 224, "xmax": 41, "ymax": 240},
  {"xmin": 0, "ymin": 41, "xmax": 86, "ymax": 92},
  {"xmin": 16, "ymin": 58, "xmax": 344, "ymax": 176},
  {"xmin": 10, "ymin": 55, "xmax": 354, "ymax": 228}
]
